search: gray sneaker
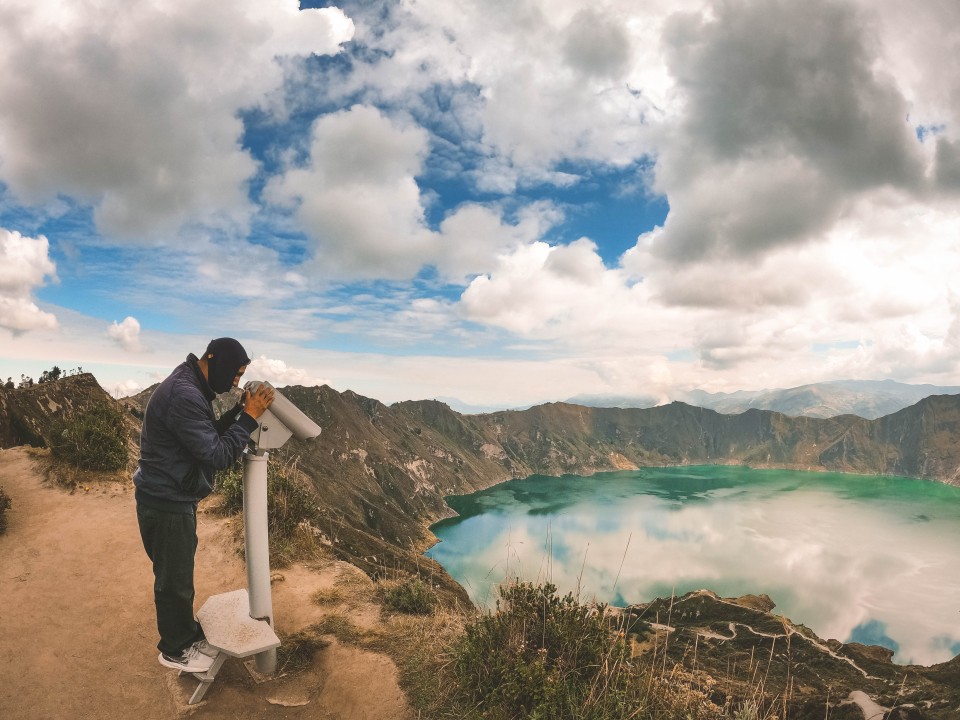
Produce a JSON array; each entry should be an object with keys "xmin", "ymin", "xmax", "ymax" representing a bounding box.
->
[
  {"xmin": 158, "ymin": 644, "xmax": 215, "ymax": 673},
  {"xmin": 193, "ymin": 639, "xmax": 218, "ymax": 658}
]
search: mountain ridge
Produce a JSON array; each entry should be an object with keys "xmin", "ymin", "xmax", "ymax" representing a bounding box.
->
[
  {"xmin": 568, "ymin": 379, "xmax": 960, "ymax": 419},
  {"xmin": 5, "ymin": 375, "xmax": 960, "ymax": 580}
]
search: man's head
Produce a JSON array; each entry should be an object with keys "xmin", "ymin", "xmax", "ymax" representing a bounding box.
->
[{"xmin": 201, "ymin": 338, "xmax": 251, "ymax": 393}]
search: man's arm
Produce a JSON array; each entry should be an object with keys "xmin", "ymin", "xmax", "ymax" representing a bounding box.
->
[
  {"xmin": 168, "ymin": 392, "xmax": 258, "ymax": 471},
  {"xmin": 214, "ymin": 386, "xmax": 275, "ymax": 435},
  {"xmin": 215, "ymin": 400, "xmax": 243, "ymax": 436}
]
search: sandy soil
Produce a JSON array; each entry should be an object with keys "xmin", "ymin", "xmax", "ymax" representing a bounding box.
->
[{"xmin": 0, "ymin": 447, "xmax": 412, "ymax": 720}]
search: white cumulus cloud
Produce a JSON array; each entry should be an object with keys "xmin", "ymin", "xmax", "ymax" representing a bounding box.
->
[
  {"xmin": 0, "ymin": 228, "xmax": 58, "ymax": 334},
  {"xmin": 266, "ymin": 104, "xmax": 558, "ymax": 281},
  {"xmin": 107, "ymin": 316, "xmax": 145, "ymax": 353},
  {"xmin": 0, "ymin": 0, "xmax": 354, "ymax": 240},
  {"xmin": 248, "ymin": 355, "xmax": 329, "ymax": 388},
  {"xmin": 265, "ymin": 105, "xmax": 435, "ymax": 279},
  {"xmin": 647, "ymin": 0, "xmax": 926, "ymax": 265}
]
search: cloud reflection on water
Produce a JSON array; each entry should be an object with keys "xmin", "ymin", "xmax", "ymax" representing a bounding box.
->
[{"xmin": 428, "ymin": 468, "xmax": 960, "ymax": 665}]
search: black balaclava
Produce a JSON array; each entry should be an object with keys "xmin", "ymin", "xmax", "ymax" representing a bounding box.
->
[{"xmin": 203, "ymin": 337, "xmax": 251, "ymax": 394}]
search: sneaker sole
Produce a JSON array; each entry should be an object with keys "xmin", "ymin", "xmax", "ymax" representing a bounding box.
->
[{"xmin": 158, "ymin": 652, "xmax": 214, "ymax": 674}]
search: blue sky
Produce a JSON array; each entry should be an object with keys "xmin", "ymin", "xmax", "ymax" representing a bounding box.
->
[{"xmin": 3, "ymin": 0, "xmax": 960, "ymax": 408}]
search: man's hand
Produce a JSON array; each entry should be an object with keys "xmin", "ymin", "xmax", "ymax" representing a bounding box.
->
[{"xmin": 242, "ymin": 383, "xmax": 276, "ymax": 420}]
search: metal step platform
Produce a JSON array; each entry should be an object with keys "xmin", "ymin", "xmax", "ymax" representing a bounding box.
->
[{"xmin": 184, "ymin": 589, "xmax": 280, "ymax": 704}]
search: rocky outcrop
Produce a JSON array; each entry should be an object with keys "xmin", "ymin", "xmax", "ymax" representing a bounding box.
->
[
  {"xmin": 620, "ymin": 590, "xmax": 960, "ymax": 719},
  {"xmin": 0, "ymin": 374, "xmax": 126, "ymax": 449}
]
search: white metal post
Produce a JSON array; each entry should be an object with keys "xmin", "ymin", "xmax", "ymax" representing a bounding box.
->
[{"xmin": 242, "ymin": 450, "xmax": 277, "ymax": 674}]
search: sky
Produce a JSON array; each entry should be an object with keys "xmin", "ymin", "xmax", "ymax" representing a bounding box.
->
[{"xmin": 3, "ymin": 0, "xmax": 960, "ymax": 409}]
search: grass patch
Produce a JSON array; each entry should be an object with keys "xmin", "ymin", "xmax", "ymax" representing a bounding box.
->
[
  {"xmin": 381, "ymin": 576, "xmax": 436, "ymax": 615},
  {"xmin": 451, "ymin": 581, "xmax": 650, "ymax": 720},
  {"xmin": 334, "ymin": 567, "xmax": 375, "ymax": 590},
  {"xmin": 374, "ymin": 581, "xmax": 802, "ymax": 720},
  {"xmin": 35, "ymin": 446, "xmax": 128, "ymax": 490},
  {"xmin": 311, "ymin": 613, "xmax": 366, "ymax": 644},
  {"xmin": 369, "ymin": 607, "xmax": 469, "ymax": 718},
  {"xmin": 312, "ymin": 587, "xmax": 345, "ymax": 605},
  {"xmin": 312, "ymin": 567, "xmax": 375, "ymax": 607},
  {"xmin": 276, "ymin": 627, "xmax": 330, "ymax": 675}
]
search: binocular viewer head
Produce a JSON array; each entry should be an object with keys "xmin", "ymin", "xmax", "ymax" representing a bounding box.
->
[{"xmin": 244, "ymin": 380, "xmax": 321, "ymax": 451}]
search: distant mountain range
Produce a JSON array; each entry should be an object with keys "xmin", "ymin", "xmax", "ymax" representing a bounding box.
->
[{"xmin": 568, "ymin": 379, "xmax": 960, "ymax": 419}]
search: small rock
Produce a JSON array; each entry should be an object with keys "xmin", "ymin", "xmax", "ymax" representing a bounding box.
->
[
  {"xmin": 266, "ymin": 697, "xmax": 309, "ymax": 707},
  {"xmin": 270, "ymin": 572, "xmax": 285, "ymax": 584}
]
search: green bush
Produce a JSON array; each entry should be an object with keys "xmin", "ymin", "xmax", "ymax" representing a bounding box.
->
[
  {"xmin": 383, "ymin": 577, "xmax": 436, "ymax": 615},
  {"xmin": 0, "ymin": 486, "xmax": 11, "ymax": 534},
  {"xmin": 49, "ymin": 403, "xmax": 128, "ymax": 471},
  {"xmin": 453, "ymin": 582, "xmax": 642, "ymax": 720}
]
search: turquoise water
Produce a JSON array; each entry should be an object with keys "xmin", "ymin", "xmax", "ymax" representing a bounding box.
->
[{"xmin": 427, "ymin": 466, "xmax": 960, "ymax": 666}]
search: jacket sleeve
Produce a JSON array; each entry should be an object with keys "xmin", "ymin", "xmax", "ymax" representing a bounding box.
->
[
  {"xmin": 215, "ymin": 402, "xmax": 244, "ymax": 436},
  {"xmin": 167, "ymin": 390, "xmax": 258, "ymax": 471}
]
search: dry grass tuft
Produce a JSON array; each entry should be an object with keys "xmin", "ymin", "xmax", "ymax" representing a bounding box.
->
[
  {"xmin": 276, "ymin": 627, "xmax": 330, "ymax": 675},
  {"xmin": 311, "ymin": 613, "xmax": 366, "ymax": 645},
  {"xmin": 312, "ymin": 587, "xmax": 345, "ymax": 605}
]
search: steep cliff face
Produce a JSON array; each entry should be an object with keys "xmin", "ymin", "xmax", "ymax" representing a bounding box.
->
[{"xmin": 874, "ymin": 394, "xmax": 960, "ymax": 481}]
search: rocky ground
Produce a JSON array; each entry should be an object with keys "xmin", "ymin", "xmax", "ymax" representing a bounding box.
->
[{"xmin": 0, "ymin": 446, "xmax": 412, "ymax": 720}]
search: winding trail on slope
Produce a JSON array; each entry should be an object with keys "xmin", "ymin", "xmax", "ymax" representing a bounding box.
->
[
  {"xmin": 672, "ymin": 591, "xmax": 892, "ymax": 718},
  {"xmin": 677, "ymin": 591, "xmax": 880, "ymax": 679}
]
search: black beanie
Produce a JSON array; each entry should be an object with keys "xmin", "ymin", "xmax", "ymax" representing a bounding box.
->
[{"xmin": 204, "ymin": 338, "xmax": 251, "ymax": 394}]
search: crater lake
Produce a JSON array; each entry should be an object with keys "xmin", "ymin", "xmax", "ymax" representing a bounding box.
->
[{"xmin": 426, "ymin": 465, "xmax": 960, "ymax": 666}]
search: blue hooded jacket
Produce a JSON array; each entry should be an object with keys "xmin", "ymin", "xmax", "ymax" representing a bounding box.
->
[{"xmin": 133, "ymin": 353, "xmax": 258, "ymax": 512}]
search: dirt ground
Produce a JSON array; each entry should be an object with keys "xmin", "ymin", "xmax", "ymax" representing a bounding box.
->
[{"xmin": 0, "ymin": 447, "xmax": 413, "ymax": 720}]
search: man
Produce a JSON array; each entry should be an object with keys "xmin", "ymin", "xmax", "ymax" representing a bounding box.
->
[{"xmin": 134, "ymin": 338, "xmax": 275, "ymax": 673}]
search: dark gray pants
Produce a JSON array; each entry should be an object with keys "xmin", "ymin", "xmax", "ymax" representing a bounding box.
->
[{"xmin": 136, "ymin": 503, "xmax": 205, "ymax": 656}]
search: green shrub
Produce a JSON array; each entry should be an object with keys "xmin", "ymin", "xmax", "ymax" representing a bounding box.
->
[
  {"xmin": 49, "ymin": 403, "xmax": 128, "ymax": 471},
  {"xmin": 453, "ymin": 582, "xmax": 642, "ymax": 720},
  {"xmin": 383, "ymin": 577, "xmax": 435, "ymax": 615},
  {"xmin": 0, "ymin": 486, "xmax": 10, "ymax": 534}
]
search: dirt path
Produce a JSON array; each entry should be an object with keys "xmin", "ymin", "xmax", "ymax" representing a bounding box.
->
[{"xmin": 0, "ymin": 447, "xmax": 412, "ymax": 720}]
